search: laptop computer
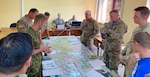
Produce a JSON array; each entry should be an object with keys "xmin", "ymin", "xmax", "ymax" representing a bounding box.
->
[{"xmin": 72, "ymin": 21, "xmax": 81, "ymax": 28}]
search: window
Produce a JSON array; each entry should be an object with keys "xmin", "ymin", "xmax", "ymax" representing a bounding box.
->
[{"xmin": 96, "ymin": 0, "xmax": 123, "ymax": 23}]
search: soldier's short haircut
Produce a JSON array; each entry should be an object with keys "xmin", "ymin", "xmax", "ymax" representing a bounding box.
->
[
  {"xmin": 110, "ymin": 10, "xmax": 119, "ymax": 14},
  {"xmin": 0, "ymin": 32, "xmax": 33, "ymax": 74},
  {"xmin": 133, "ymin": 32, "xmax": 150, "ymax": 49},
  {"xmin": 29, "ymin": 8, "xmax": 38, "ymax": 13},
  {"xmin": 134, "ymin": 6, "xmax": 150, "ymax": 17},
  {"xmin": 34, "ymin": 13, "xmax": 46, "ymax": 23},
  {"xmin": 44, "ymin": 12, "xmax": 50, "ymax": 16}
]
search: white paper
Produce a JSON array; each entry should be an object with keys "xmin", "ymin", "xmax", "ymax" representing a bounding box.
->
[
  {"xmin": 85, "ymin": 70, "xmax": 104, "ymax": 77},
  {"xmin": 49, "ymin": 50, "xmax": 57, "ymax": 55},
  {"xmin": 42, "ymin": 50, "xmax": 57, "ymax": 56},
  {"xmin": 88, "ymin": 59, "xmax": 105, "ymax": 70},
  {"xmin": 118, "ymin": 63, "xmax": 125, "ymax": 77},
  {"xmin": 121, "ymin": 45, "xmax": 126, "ymax": 50},
  {"xmin": 57, "ymin": 24, "xmax": 65, "ymax": 29},
  {"xmin": 42, "ymin": 68, "xmax": 61, "ymax": 76},
  {"xmin": 42, "ymin": 60, "xmax": 57, "ymax": 70}
]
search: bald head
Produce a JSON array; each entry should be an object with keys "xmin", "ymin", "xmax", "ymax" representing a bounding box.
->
[
  {"xmin": 85, "ymin": 10, "xmax": 92, "ymax": 19},
  {"xmin": 58, "ymin": 13, "xmax": 61, "ymax": 19},
  {"xmin": 72, "ymin": 15, "xmax": 76, "ymax": 20}
]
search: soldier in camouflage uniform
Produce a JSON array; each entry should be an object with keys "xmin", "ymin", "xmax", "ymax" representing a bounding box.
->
[
  {"xmin": 101, "ymin": 10, "xmax": 128, "ymax": 70},
  {"xmin": 41, "ymin": 12, "xmax": 50, "ymax": 34},
  {"xmin": 17, "ymin": 8, "xmax": 39, "ymax": 32},
  {"xmin": 0, "ymin": 32, "xmax": 33, "ymax": 77},
  {"xmin": 39, "ymin": 12, "xmax": 51, "ymax": 43},
  {"xmin": 80, "ymin": 10, "xmax": 99, "ymax": 50},
  {"xmin": 26, "ymin": 14, "xmax": 51, "ymax": 77},
  {"xmin": 52, "ymin": 13, "xmax": 65, "ymax": 29},
  {"xmin": 66, "ymin": 15, "xmax": 77, "ymax": 28},
  {"xmin": 120, "ymin": 6, "xmax": 150, "ymax": 77}
]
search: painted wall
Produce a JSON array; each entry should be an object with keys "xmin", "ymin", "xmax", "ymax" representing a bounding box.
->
[
  {"xmin": 0, "ymin": 0, "xmax": 21, "ymax": 27},
  {"xmin": 122, "ymin": 0, "xmax": 146, "ymax": 44},
  {"xmin": 25, "ymin": 0, "xmax": 96, "ymax": 22},
  {"xmin": 0, "ymin": 0, "xmax": 96, "ymax": 28}
]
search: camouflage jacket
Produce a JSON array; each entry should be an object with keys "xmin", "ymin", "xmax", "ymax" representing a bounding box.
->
[
  {"xmin": 53, "ymin": 18, "xmax": 65, "ymax": 25},
  {"xmin": 66, "ymin": 19, "xmax": 77, "ymax": 27},
  {"xmin": 41, "ymin": 21, "xmax": 50, "ymax": 33},
  {"xmin": 122, "ymin": 23, "xmax": 150, "ymax": 56},
  {"xmin": 101, "ymin": 19, "xmax": 128, "ymax": 42},
  {"xmin": 80, "ymin": 18, "xmax": 99, "ymax": 39},
  {"xmin": 26, "ymin": 27, "xmax": 42, "ymax": 77},
  {"xmin": 27, "ymin": 27, "xmax": 40, "ymax": 49},
  {"xmin": 17, "ymin": 15, "xmax": 32, "ymax": 32}
]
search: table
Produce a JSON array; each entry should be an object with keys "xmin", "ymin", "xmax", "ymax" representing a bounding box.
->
[
  {"xmin": 42, "ymin": 36, "xmax": 112, "ymax": 77},
  {"xmin": 42, "ymin": 28, "xmax": 103, "ymax": 57},
  {"xmin": 0, "ymin": 27, "xmax": 17, "ymax": 39},
  {"xmin": 42, "ymin": 28, "xmax": 81, "ymax": 37}
]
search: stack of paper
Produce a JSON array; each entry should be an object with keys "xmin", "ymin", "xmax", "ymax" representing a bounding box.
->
[
  {"xmin": 42, "ymin": 60, "xmax": 57, "ymax": 70},
  {"xmin": 42, "ymin": 60, "xmax": 61, "ymax": 76}
]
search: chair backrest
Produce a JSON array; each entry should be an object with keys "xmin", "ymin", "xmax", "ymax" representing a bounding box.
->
[{"xmin": 10, "ymin": 23, "xmax": 17, "ymax": 28}]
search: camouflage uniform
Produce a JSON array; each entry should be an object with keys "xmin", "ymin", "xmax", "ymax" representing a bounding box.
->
[
  {"xmin": 26, "ymin": 27, "xmax": 42, "ymax": 77},
  {"xmin": 101, "ymin": 19, "xmax": 128, "ymax": 70},
  {"xmin": 41, "ymin": 21, "xmax": 50, "ymax": 33},
  {"xmin": 121, "ymin": 23, "xmax": 150, "ymax": 76},
  {"xmin": 80, "ymin": 18, "xmax": 99, "ymax": 49},
  {"xmin": 16, "ymin": 15, "xmax": 33, "ymax": 32},
  {"xmin": 66, "ymin": 19, "xmax": 77, "ymax": 27},
  {"xmin": 52, "ymin": 18, "xmax": 65, "ymax": 28}
]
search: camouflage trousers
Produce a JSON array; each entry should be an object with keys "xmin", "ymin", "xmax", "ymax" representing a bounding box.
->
[
  {"xmin": 103, "ymin": 50, "xmax": 120, "ymax": 70},
  {"xmin": 80, "ymin": 37, "xmax": 94, "ymax": 50},
  {"xmin": 27, "ymin": 53, "xmax": 42, "ymax": 77}
]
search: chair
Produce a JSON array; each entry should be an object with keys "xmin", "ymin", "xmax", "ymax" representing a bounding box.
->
[{"xmin": 10, "ymin": 23, "xmax": 17, "ymax": 28}]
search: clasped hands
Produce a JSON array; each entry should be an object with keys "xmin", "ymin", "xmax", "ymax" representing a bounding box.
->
[{"xmin": 119, "ymin": 52, "xmax": 140, "ymax": 65}]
